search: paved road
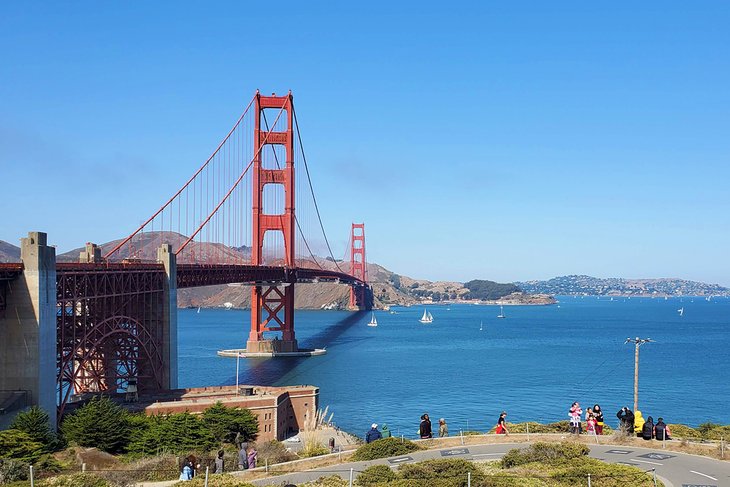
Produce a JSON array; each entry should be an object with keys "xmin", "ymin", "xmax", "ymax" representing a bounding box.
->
[{"xmin": 248, "ymin": 442, "xmax": 730, "ymax": 487}]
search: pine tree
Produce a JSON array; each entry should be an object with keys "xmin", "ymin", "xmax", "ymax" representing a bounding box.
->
[
  {"xmin": 61, "ymin": 397, "xmax": 131, "ymax": 454},
  {"xmin": 10, "ymin": 406, "xmax": 57, "ymax": 450}
]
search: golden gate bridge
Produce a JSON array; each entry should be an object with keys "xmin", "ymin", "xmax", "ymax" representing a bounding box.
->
[{"xmin": 0, "ymin": 91, "xmax": 372, "ymax": 420}]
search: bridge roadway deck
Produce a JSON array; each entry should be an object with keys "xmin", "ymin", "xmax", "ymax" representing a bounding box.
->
[{"xmin": 2, "ymin": 262, "xmax": 363, "ymax": 288}]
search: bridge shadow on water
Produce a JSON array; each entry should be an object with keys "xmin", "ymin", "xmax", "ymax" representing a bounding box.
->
[{"xmin": 230, "ymin": 310, "xmax": 369, "ymax": 386}]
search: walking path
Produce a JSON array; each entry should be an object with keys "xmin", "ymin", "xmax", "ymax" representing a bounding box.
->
[{"xmin": 245, "ymin": 442, "xmax": 730, "ymax": 487}]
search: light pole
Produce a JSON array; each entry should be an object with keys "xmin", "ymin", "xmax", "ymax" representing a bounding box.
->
[{"xmin": 625, "ymin": 337, "xmax": 653, "ymax": 411}]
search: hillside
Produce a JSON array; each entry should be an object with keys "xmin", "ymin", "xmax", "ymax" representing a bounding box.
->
[
  {"xmin": 517, "ymin": 275, "xmax": 730, "ymax": 297},
  {"xmin": 0, "ymin": 240, "xmax": 21, "ymax": 263}
]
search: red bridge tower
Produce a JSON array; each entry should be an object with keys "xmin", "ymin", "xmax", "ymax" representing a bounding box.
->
[
  {"xmin": 349, "ymin": 223, "xmax": 367, "ymax": 308},
  {"xmin": 248, "ymin": 91, "xmax": 298, "ymax": 353}
]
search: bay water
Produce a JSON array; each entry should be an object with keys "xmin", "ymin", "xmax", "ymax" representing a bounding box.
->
[{"xmin": 178, "ymin": 296, "xmax": 730, "ymax": 437}]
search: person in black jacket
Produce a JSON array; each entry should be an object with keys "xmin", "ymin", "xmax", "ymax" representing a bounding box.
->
[
  {"xmin": 642, "ymin": 416, "xmax": 655, "ymax": 440},
  {"xmin": 616, "ymin": 407, "xmax": 635, "ymax": 434},
  {"xmin": 655, "ymin": 418, "xmax": 672, "ymax": 440},
  {"xmin": 419, "ymin": 414, "xmax": 433, "ymax": 438}
]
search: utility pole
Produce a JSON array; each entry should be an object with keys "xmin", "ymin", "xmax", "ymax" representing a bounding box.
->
[{"xmin": 625, "ymin": 337, "xmax": 653, "ymax": 411}]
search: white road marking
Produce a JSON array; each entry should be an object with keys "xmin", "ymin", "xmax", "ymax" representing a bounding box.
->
[
  {"xmin": 632, "ymin": 458, "xmax": 663, "ymax": 466},
  {"xmin": 689, "ymin": 470, "xmax": 718, "ymax": 481},
  {"xmin": 472, "ymin": 453, "xmax": 506, "ymax": 457}
]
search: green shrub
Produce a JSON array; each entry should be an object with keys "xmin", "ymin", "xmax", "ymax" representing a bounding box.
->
[
  {"xmin": 296, "ymin": 476, "xmax": 349, "ymax": 487},
  {"xmin": 351, "ymin": 437, "xmax": 422, "ymax": 461},
  {"xmin": 501, "ymin": 442, "xmax": 589, "ymax": 468},
  {"xmin": 703, "ymin": 424, "xmax": 730, "ymax": 440},
  {"xmin": 61, "ymin": 397, "xmax": 131, "ymax": 454},
  {"xmin": 398, "ymin": 458, "xmax": 485, "ymax": 487},
  {"xmin": 299, "ymin": 442, "xmax": 331, "ymax": 458},
  {"xmin": 549, "ymin": 457, "xmax": 657, "ymax": 487},
  {"xmin": 0, "ymin": 458, "xmax": 29, "ymax": 483},
  {"xmin": 255, "ymin": 440, "xmax": 297, "ymax": 464},
  {"xmin": 0, "ymin": 429, "xmax": 45, "ymax": 462},
  {"xmin": 172, "ymin": 474, "xmax": 256, "ymax": 486},
  {"xmin": 10, "ymin": 406, "xmax": 58, "ymax": 450},
  {"xmin": 668, "ymin": 424, "xmax": 701, "ymax": 439},
  {"xmin": 126, "ymin": 412, "xmax": 217, "ymax": 456},
  {"xmin": 40, "ymin": 473, "xmax": 111, "ymax": 487},
  {"xmin": 356, "ymin": 464, "xmax": 397, "ymax": 485},
  {"xmin": 201, "ymin": 402, "xmax": 258, "ymax": 444}
]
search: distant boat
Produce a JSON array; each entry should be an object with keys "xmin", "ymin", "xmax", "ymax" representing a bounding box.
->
[
  {"xmin": 678, "ymin": 307, "xmax": 684, "ymax": 316},
  {"xmin": 197, "ymin": 307, "xmax": 201, "ymax": 314},
  {"xmin": 479, "ymin": 321, "xmax": 484, "ymax": 331},
  {"xmin": 367, "ymin": 313, "xmax": 378, "ymax": 327},
  {"xmin": 497, "ymin": 305, "xmax": 506, "ymax": 319},
  {"xmin": 610, "ymin": 297, "xmax": 614, "ymax": 301},
  {"xmin": 419, "ymin": 309, "xmax": 433, "ymax": 324},
  {"xmin": 223, "ymin": 302, "xmax": 233, "ymax": 310}
]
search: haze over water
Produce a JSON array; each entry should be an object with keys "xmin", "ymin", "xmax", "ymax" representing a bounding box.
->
[{"xmin": 178, "ymin": 297, "xmax": 730, "ymax": 436}]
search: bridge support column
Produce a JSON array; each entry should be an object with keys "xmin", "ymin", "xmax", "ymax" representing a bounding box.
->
[
  {"xmin": 0, "ymin": 232, "xmax": 56, "ymax": 425},
  {"xmin": 247, "ymin": 283, "xmax": 298, "ymax": 353},
  {"xmin": 157, "ymin": 244, "xmax": 178, "ymax": 389}
]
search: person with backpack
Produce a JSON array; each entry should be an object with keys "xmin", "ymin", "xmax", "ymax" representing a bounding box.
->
[{"xmin": 616, "ymin": 406, "xmax": 635, "ymax": 434}]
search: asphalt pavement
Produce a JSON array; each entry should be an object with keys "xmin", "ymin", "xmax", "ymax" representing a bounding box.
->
[{"xmin": 247, "ymin": 441, "xmax": 730, "ymax": 487}]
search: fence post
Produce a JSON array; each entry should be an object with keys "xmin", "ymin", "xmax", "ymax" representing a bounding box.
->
[
  {"xmin": 265, "ymin": 459, "xmax": 269, "ymax": 473},
  {"xmin": 652, "ymin": 468, "xmax": 657, "ymax": 487},
  {"xmin": 587, "ymin": 473, "xmax": 591, "ymax": 487},
  {"xmin": 593, "ymin": 428, "xmax": 599, "ymax": 445},
  {"xmin": 204, "ymin": 466, "xmax": 209, "ymax": 487},
  {"xmin": 721, "ymin": 436, "xmax": 725, "ymax": 459},
  {"xmin": 82, "ymin": 462, "xmax": 86, "ymax": 472},
  {"xmin": 401, "ymin": 434, "xmax": 404, "ymax": 443},
  {"xmin": 526, "ymin": 422, "xmax": 530, "ymax": 441},
  {"xmin": 349, "ymin": 467, "xmax": 354, "ymax": 487},
  {"xmin": 29, "ymin": 465, "xmax": 34, "ymax": 487},
  {"xmin": 467, "ymin": 471, "xmax": 471, "ymax": 487},
  {"xmin": 460, "ymin": 429, "xmax": 464, "ymax": 445}
]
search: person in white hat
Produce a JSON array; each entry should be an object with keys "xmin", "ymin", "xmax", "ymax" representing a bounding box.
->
[{"xmin": 365, "ymin": 423, "xmax": 382, "ymax": 443}]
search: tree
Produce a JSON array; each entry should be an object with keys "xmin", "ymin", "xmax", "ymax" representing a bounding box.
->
[
  {"xmin": 0, "ymin": 430, "xmax": 44, "ymax": 462},
  {"xmin": 127, "ymin": 412, "xmax": 217, "ymax": 456},
  {"xmin": 201, "ymin": 402, "xmax": 258, "ymax": 444},
  {"xmin": 61, "ymin": 397, "xmax": 131, "ymax": 454},
  {"xmin": 10, "ymin": 406, "xmax": 57, "ymax": 450}
]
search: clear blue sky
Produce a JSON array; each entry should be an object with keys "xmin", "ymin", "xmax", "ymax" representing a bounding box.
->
[{"xmin": 1, "ymin": 2, "xmax": 729, "ymax": 285}]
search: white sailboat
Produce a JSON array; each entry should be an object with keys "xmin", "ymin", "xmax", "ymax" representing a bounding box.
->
[
  {"xmin": 479, "ymin": 321, "xmax": 483, "ymax": 331},
  {"xmin": 677, "ymin": 307, "xmax": 684, "ymax": 316},
  {"xmin": 367, "ymin": 313, "xmax": 378, "ymax": 327},
  {"xmin": 197, "ymin": 307, "xmax": 201, "ymax": 314},
  {"xmin": 419, "ymin": 309, "xmax": 433, "ymax": 323},
  {"xmin": 497, "ymin": 305, "xmax": 506, "ymax": 319}
]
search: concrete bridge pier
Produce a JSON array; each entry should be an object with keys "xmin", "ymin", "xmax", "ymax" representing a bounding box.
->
[
  {"xmin": 0, "ymin": 232, "xmax": 57, "ymax": 425},
  {"xmin": 157, "ymin": 244, "xmax": 178, "ymax": 390}
]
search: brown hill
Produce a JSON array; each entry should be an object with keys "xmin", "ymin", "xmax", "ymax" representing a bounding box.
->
[{"xmin": 0, "ymin": 240, "xmax": 21, "ymax": 263}]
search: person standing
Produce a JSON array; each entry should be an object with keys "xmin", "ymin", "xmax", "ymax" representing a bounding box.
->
[
  {"xmin": 655, "ymin": 418, "xmax": 672, "ymax": 440},
  {"xmin": 593, "ymin": 404, "xmax": 605, "ymax": 435},
  {"xmin": 381, "ymin": 424, "xmax": 392, "ymax": 438},
  {"xmin": 438, "ymin": 418, "xmax": 449, "ymax": 437},
  {"xmin": 495, "ymin": 411, "xmax": 509, "ymax": 435},
  {"xmin": 247, "ymin": 447, "xmax": 258, "ymax": 469},
  {"xmin": 214, "ymin": 450, "xmax": 224, "ymax": 474},
  {"xmin": 569, "ymin": 402, "xmax": 583, "ymax": 434},
  {"xmin": 238, "ymin": 444, "xmax": 248, "ymax": 470},
  {"xmin": 366, "ymin": 423, "xmax": 382, "ymax": 443},
  {"xmin": 616, "ymin": 407, "xmax": 635, "ymax": 434},
  {"xmin": 419, "ymin": 414, "xmax": 433, "ymax": 439}
]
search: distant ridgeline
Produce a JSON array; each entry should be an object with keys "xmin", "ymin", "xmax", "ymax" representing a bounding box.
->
[
  {"xmin": 462, "ymin": 280, "xmax": 520, "ymax": 300},
  {"xmin": 516, "ymin": 275, "xmax": 730, "ymax": 297}
]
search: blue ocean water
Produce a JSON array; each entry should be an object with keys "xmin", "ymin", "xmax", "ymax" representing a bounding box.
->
[{"xmin": 178, "ymin": 297, "xmax": 730, "ymax": 437}]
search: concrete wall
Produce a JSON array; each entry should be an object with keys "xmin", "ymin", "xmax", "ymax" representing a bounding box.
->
[
  {"xmin": 0, "ymin": 232, "xmax": 57, "ymax": 425},
  {"xmin": 157, "ymin": 244, "xmax": 178, "ymax": 389}
]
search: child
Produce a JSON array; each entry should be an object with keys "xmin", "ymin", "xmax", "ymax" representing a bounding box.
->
[
  {"xmin": 569, "ymin": 402, "xmax": 583, "ymax": 434},
  {"xmin": 586, "ymin": 414, "xmax": 597, "ymax": 434}
]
